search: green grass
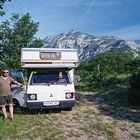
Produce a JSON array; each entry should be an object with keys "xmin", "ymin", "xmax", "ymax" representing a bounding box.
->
[
  {"xmin": 0, "ymin": 113, "xmax": 65, "ymax": 140},
  {"xmin": 0, "ymin": 90, "xmax": 140, "ymax": 140}
]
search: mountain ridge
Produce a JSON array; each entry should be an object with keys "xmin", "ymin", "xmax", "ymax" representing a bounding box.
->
[{"xmin": 43, "ymin": 30, "xmax": 140, "ymax": 60}]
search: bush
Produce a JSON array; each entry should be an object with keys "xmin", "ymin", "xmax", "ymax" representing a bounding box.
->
[
  {"xmin": 129, "ymin": 73, "xmax": 140, "ymax": 105},
  {"xmin": 130, "ymin": 73, "xmax": 140, "ymax": 89},
  {"xmin": 129, "ymin": 89, "xmax": 140, "ymax": 105}
]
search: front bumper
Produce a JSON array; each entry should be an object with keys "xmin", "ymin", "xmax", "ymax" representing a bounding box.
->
[{"xmin": 27, "ymin": 100, "xmax": 75, "ymax": 110}]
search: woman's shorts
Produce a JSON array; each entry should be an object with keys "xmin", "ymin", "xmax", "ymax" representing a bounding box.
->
[{"xmin": 0, "ymin": 95, "xmax": 13, "ymax": 105}]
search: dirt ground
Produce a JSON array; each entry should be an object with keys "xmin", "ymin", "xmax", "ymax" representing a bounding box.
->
[{"xmin": 59, "ymin": 91, "xmax": 140, "ymax": 140}]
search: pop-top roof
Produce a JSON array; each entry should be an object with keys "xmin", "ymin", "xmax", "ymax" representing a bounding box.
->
[{"xmin": 21, "ymin": 48, "xmax": 79, "ymax": 68}]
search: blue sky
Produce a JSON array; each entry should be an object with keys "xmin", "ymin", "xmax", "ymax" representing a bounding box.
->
[{"xmin": 1, "ymin": 0, "xmax": 140, "ymax": 43}]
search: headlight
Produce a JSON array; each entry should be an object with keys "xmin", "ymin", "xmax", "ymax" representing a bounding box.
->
[
  {"xmin": 27, "ymin": 94, "xmax": 37, "ymax": 100},
  {"xmin": 65, "ymin": 92, "xmax": 74, "ymax": 99}
]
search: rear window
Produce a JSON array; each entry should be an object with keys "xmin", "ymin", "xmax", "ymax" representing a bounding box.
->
[
  {"xmin": 30, "ymin": 70, "xmax": 71, "ymax": 85},
  {"xmin": 10, "ymin": 71, "xmax": 25, "ymax": 84}
]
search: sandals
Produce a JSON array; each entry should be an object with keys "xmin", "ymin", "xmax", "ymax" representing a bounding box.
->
[
  {"xmin": 10, "ymin": 117, "xmax": 14, "ymax": 121},
  {"xmin": 2, "ymin": 116, "xmax": 14, "ymax": 121},
  {"xmin": 2, "ymin": 116, "xmax": 7, "ymax": 121}
]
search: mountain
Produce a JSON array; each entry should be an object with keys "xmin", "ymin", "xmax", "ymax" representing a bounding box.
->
[{"xmin": 43, "ymin": 30, "xmax": 140, "ymax": 60}]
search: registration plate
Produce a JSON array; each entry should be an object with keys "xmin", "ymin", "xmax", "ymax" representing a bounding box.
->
[{"xmin": 43, "ymin": 101, "xmax": 59, "ymax": 106}]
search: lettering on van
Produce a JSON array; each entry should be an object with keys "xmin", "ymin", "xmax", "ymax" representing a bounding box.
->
[{"xmin": 40, "ymin": 51, "xmax": 61, "ymax": 60}]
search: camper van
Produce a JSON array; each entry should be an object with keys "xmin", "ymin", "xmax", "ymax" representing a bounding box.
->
[{"xmin": 12, "ymin": 48, "xmax": 78, "ymax": 111}]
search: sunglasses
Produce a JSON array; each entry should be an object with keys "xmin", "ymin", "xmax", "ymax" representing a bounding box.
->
[{"xmin": 3, "ymin": 72, "xmax": 9, "ymax": 73}]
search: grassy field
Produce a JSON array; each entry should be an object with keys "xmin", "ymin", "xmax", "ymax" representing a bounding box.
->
[{"xmin": 0, "ymin": 90, "xmax": 140, "ymax": 140}]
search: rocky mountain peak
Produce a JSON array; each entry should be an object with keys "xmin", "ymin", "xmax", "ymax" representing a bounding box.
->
[{"xmin": 43, "ymin": 30, "xmax": 140, "ymax": 60}]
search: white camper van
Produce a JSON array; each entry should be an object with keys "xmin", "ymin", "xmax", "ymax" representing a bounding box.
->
[{"xmin": 12, "ymin": 48, "xmax": 78, "ymax": 110}]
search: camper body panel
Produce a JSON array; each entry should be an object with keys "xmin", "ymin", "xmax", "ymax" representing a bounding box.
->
[{"xmin": 21, "ymin": 48, "xmax": 78, "ymax": 68}]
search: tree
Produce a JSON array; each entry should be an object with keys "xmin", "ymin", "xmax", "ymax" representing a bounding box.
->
[
  {"xmin": 76, "ymin": 49, "xmax": 135, "ymax": 90},
  {"xmin": 0, "ymin": 13, "xmax": 43, "ymax": 70},
  {"xmin": 0, "ymin": 0, "xmax": 11, "ymax": 16}
]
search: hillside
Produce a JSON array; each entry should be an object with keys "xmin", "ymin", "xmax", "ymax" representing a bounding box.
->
[{"xmin": 43, "ymin": 30, "xmax": 140, "ymax": 60}]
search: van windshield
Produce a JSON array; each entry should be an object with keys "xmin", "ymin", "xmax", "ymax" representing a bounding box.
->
[{"xmin": 30, "ymin": 70, "xmax": 70, "ymax": 85}]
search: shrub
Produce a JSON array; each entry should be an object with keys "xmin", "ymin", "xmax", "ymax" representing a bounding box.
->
[{"xmin": 129, "ymin": 73, "xmax": 140, "ymax": 105}]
